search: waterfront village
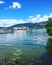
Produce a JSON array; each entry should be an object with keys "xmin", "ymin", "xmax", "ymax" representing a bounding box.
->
[
  {"xmin": 0, "ymin": 22, "xmax": 45, "ymax": 34},
  {"xmin": 0, "ymin": 26, "xmax": 29, "ymax": 34}
]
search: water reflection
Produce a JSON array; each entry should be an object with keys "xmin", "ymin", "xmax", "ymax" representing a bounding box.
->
[
  {"xmin": 0, "ymin": 29, "xmax": 51, "ymax": 65},
  {"xmin": 0, "ymin": 29, "xmax": 48, "ymax": 46},
  {"xmin": 40, "ymin": 38, "xmax": 52, "ymax": 65},
  {"xmin": 46, "ymin": 38, "xmax": 52, "ymax": 56}
]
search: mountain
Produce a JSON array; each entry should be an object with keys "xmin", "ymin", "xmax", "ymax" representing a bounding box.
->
[{"xmin": 11, "ymin": 21, "xmax": 47, "ymax": 29}]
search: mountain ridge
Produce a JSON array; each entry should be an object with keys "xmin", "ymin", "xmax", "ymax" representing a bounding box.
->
[{"xmin": 10, "ymin": 21, "xmax": 46, "ymax": 29}]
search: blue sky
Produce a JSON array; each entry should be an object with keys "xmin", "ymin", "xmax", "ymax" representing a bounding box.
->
[{"xmin": 0, "ymin": 0, "xmax": 52, "ymax": 27}]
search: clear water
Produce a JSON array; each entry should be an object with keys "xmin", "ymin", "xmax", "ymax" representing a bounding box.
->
[
  {"xmin": 0, "ymin": 29, "xmax": 52, "ymax": 64},
  {"xmin": 0, "ymin": 29, "xmax": 48, "ymax": 46}
]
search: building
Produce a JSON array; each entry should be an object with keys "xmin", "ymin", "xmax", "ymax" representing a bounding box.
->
[{"xmin": 0, "ymin": 27, "xmax": 14, "ymax": 34}]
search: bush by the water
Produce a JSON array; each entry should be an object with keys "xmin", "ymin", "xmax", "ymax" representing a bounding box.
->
[{"xmin": 45, "ymin": 18, "xmax": 52, "ymax": 35}]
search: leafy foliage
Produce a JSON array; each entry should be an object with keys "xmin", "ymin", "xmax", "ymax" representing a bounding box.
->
[{"xmin": 45, "ymin": 18, "xmax": 52, "ymax": 35}]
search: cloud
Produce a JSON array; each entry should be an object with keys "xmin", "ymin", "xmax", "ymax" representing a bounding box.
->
[
  {"xmin": 27, "ymin": 13, "xmax": 52, "ymax": 23},
  {"xmin": 0, "ymin": 13, "xmax": 52, "ymax": 27},
  {"xmin": 17, "ymin": 19, "xmax": 26, "ymax": 24},
  {"xmin": 0, "ymin": 0, "xmax": 5, "ymax": 4},
  {"xmin": 0, "ymin": 19, "xmax": 25, "ymax": 27},
  {"xmin": 49, "ymin": 13, "xmax": 52, "ymax": 18},
  {"xmin": 9, "ymin": 2, "xmax": 21, "ymax": 9}
]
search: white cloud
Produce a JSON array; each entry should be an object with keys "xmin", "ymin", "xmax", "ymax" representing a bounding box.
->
[
  {"xmin": 9, "ymin": 2, "xmax": 21, "ymax": 9},
  {"xmin": 17, "ymin": 19, "xmax": 26, "ymax": 24},
  {"xmin": 0, "ymin": 13, "xmax": 52, "ymax": 27},
  {"xmin": 0, "ymin": 0, "xmax": 5, "ymax": 4},
  {"xmin": 49, "ymin": 13, "xmax": 52, "ymax": 18},
  {"xmin": 0, "ymin": 19, "xmax": 25, "ymax": 27},
  {"xmin": 27, "ymin": 13, "xmax": 52, "ymax": 23}
]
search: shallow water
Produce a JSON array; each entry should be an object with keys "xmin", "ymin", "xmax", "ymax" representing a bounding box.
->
[
  {"xmin": 0, "ymin": 29, "xmax": 48, "ymax": 45},
  {"xmin": 0, "ymin": 29, "xmax": 52, "ymax": 65}
]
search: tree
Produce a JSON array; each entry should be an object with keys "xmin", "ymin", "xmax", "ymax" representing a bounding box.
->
[{"xmin": 45, "ymin": 18, "xmax": 52, "ymax": 35}]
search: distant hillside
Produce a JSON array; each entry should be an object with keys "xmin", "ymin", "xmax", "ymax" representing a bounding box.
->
[{"xmin": 11, "ymin": 21, "xmax": 47, "ymax": 29}]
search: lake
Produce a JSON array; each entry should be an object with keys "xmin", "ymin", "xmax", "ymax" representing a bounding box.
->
[{"xmin": 0, "ymin": 29, "xmax": 52, "ymax": 65}]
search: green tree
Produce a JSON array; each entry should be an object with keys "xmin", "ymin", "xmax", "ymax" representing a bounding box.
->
[{"xmin": 45, "ymin": 18, "xmax": 52, "ymax": 35}]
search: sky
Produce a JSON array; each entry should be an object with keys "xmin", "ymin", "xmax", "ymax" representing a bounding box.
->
[{"xmin": 0, "ymin": 0, "xmax": 52, "ymax": 27}]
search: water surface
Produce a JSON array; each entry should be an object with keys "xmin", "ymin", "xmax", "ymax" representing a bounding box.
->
[{"xmin": 0, "ymin": 29, "xmax": 52, "ymax": 65}]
